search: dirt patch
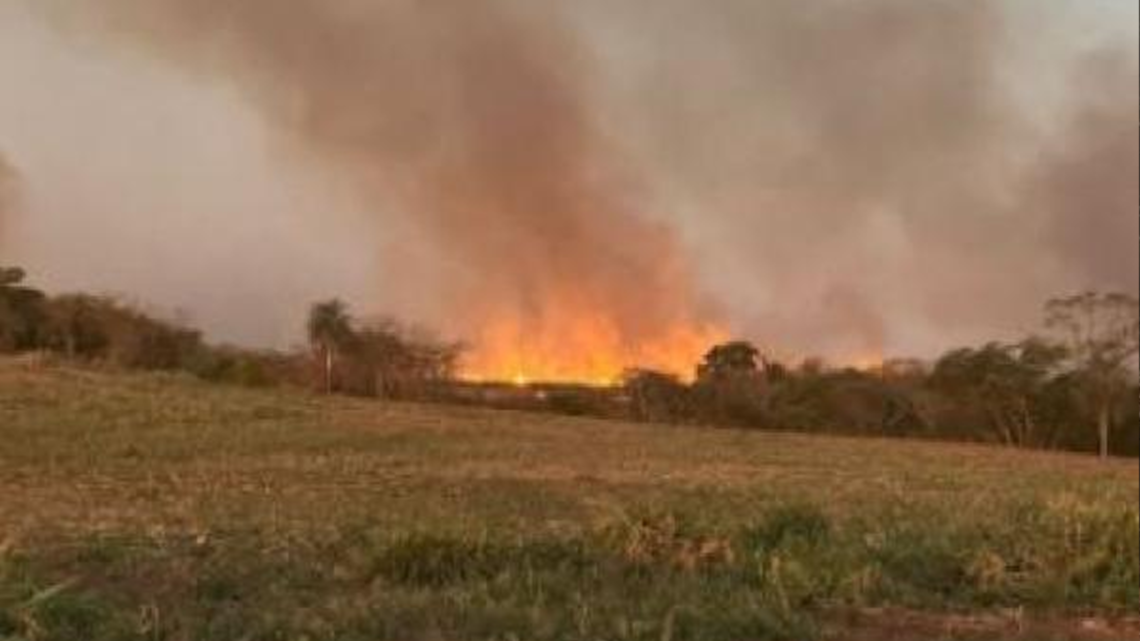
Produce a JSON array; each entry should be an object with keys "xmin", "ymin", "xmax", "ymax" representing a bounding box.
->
[{"xmin": 825, "ymin": 609, "xmax": 1140, "ymax": 640}]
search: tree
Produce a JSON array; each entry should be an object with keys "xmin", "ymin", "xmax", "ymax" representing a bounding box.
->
[
  {"xmin": 930, "ymin": 340, "xmax": 1068, "ymax": 448},
  {"xmin": 307, "ymin": 299, "xmax": 355, "ymax": 394},
  {"xmin": 0, "ymin": 265, "xmax": 46, "ymax": 352},
  {"xmin": 0, "ymin": 266, "xmax": 26, "ymax": 287},
  {"xmin": 697, "ymin": 341, "xmax": 762, "ymax": 382},
  {"xmin": 1045, "ymin": 292, "xmax": 1140, "ymax": 458},
  {"xmin": 45, "ymin": 294, "xmax": 111, "ymax": 359},
  {"xmin": 694, "ymin": 341, "xmax": 769, "ymax": 426},
  {"xmin": 38, "ymin": 294, "xmax": 202, "ymax": 369},
  {"xmin": 108, "ymin": 310, "xmax": 202, "ymax": 371},
  {"xmin": 623, "ymin": 368, "xmax": 691, "ymax": 423},
  {"xmin": 347, "ymin": 319, "xmax": 461, "ymax": 399}
]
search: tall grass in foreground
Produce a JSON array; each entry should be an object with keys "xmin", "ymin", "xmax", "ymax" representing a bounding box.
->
[{"xmin": 2, "ymin": 498, "xmax": 1136, "ymax": 641}]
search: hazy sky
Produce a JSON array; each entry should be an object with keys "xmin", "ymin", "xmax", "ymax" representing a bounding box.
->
[{"xmin": 0, "ymin": 0, "xmax": 1136, "ymax": 364}]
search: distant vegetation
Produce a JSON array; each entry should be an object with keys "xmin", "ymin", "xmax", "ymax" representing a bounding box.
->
[
  {"xmin": 2, "ymin": 265, "xmax": 1136, "ymax": 457},
  {"xmin": 624, "ymin": 301, "xmax": 1140, "ymax": 458}
]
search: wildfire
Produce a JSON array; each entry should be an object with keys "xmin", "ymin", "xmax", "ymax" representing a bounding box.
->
[{"xmin": 461, "ymin": 312, "xmax": 726, "ymax": 387}]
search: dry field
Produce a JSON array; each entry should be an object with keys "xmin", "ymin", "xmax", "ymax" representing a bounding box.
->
[{"xmin": 0, "ymin": 360, "xmax": 1137, "ymax": 640}]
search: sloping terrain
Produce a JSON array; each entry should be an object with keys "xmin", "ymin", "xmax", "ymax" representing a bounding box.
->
[{"xmin": 0, "ymin": 360, "xmax": 1136, "ymax": 640}]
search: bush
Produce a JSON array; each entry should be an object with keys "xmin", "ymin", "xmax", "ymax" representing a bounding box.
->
[
  {"xmin": 370, "ymin": 535, "xmax": 590, "ymax": 588},
  {"xmin": 187, "ymin": 348, "xmax": 281, "ymax": 388},
  {"xmin": 624, "ymin": 369, "xmax": 693, "ymax": 423}
]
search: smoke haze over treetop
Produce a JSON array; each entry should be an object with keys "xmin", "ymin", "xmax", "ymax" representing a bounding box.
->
[
  {"xmin": 3, "ymin": 0, "xmax": 1137, "ymax": 374},
  {"xmin": 0, "ymin": 151, "xmax": 17, "ymax": 246}
]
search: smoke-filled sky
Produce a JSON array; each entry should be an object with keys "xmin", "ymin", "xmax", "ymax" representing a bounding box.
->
[{"xmin": 0, "ymin": 0, "xmax": 1136, "ymax": 368}]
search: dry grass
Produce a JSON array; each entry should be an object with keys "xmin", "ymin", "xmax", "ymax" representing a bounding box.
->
[{"xmin": 0, "ymin": 359, "xmax": 1136, "ymax": 640}]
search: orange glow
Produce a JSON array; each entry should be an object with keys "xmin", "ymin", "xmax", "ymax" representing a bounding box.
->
[
  {"xmin": 461, "ymin": 311, "xmax": 726, "ymax": 387},
  {"xmin": 847, "ymin": 353, "xmax": 884, "ymax": 371}
]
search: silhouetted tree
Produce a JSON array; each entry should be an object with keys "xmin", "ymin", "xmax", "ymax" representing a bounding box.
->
[
  {"xmin": 694, "ymin": 341, "xmax": 769, "ymax": 426},
  {"xmin": 307, "ymin": 299, "xmax": 355, "ymax": 394},
  {"xmin": 45, "ymin": 294, "xmax": 112, "ymax": 359},
  {"xmin": 623, "ymin": 369, "xmax": 691, "ymax": 423},
  {"xmin": 348, "ymin": 319, "xmax": 461, "ymax": 399},
  {"xmin": 698, "ymin": 341, "xmax": 762, "ymax": 382},
  {"xmin": 0, "ymin": 266, "xmax": 46, "ymax": 352},
  {"xmin": 930, "ymin": 339, "xmax": 1068, "ymax": 448},
  {"xmin": 1045, "ymin": 292, "xmax": 1140, "ymax": 458},
  {"xmin": 0, "ymin": 266, "xmax": 25, "ymax": 287}
]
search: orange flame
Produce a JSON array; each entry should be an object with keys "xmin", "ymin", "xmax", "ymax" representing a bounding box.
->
[{"xmin": 461, "ymin": 311, "xmax": 726, "ymax": 387}]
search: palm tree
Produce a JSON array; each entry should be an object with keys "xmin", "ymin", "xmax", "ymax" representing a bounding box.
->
[{"xmin": 307, "ymin": 299, "xmax": 354, "ymax": 394}]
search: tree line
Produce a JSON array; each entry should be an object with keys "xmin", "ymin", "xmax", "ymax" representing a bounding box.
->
[
  {"xmin": 625, "ymin": 293, "xmax": 1139, "ymax": 458},
  {"xmin": 2, "ymin": 265, "xmax": 1136, "ymax": 457},
  {"xmin": 0, "ymin": 267, "xmax": 457, "ymax": 399}
]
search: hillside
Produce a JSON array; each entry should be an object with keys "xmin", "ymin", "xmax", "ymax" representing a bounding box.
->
[{"xmin": 0, "ymin": 360, "xmax": 1137, "ymax": 640}]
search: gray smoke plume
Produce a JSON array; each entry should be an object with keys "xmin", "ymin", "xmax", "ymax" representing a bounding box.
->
[
  {"xmin": 1035, "ymin": 52, "xmax": 1139, "ymax": 295},
  {"xmin": 17, "ymin": 0, "xmax": 1140, "ymax": 364},
  {"xmin": 586, "ymin": 0, "xmax": 1139, "ymax": 358}
]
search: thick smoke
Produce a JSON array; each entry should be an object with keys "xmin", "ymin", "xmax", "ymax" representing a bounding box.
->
[
  {"xmin": 589, "ymin": 0, "xmax": 1139, "ymax": 358},
  {"xmin": 1034, "ymin": 52, "xmax": 1139, "ymax": 295},
  {"xmin": 31, "ymin": 0, "xmax": 717, "ymax": 378},
  {"xmin": 23, "ymin": 0, "xmax": 1140, "ymax": 364}
]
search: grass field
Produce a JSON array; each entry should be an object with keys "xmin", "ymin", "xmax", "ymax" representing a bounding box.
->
[{"xmin": 0, "ymin": 360, "xmax": 1137, "ymax": 640}]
